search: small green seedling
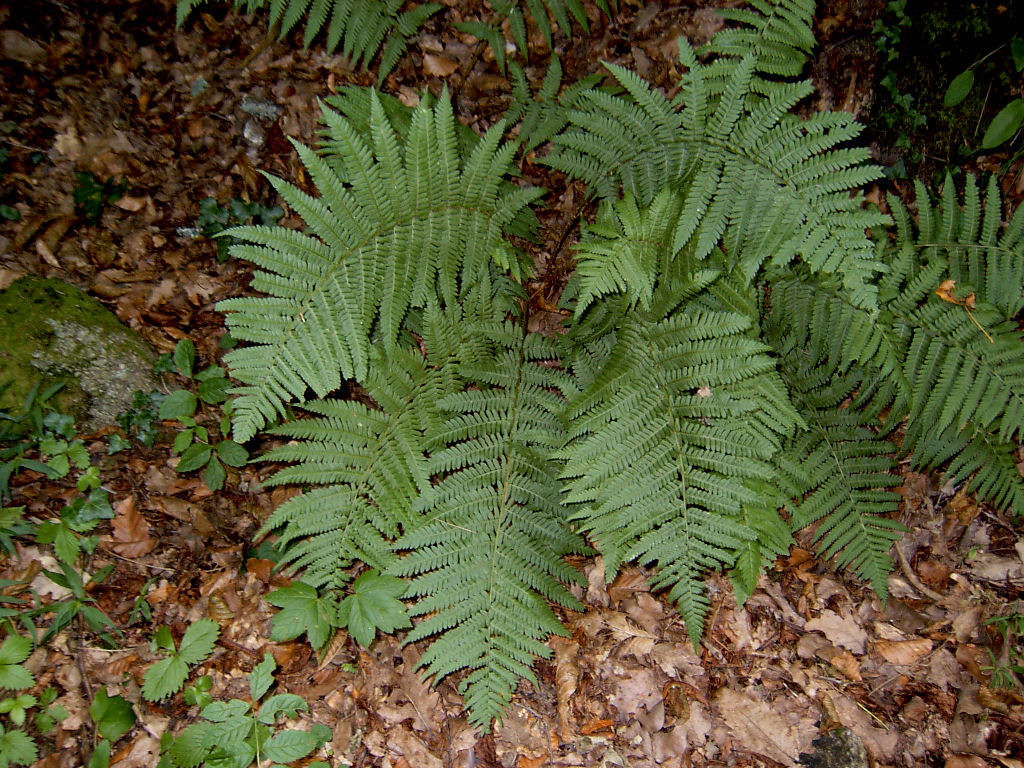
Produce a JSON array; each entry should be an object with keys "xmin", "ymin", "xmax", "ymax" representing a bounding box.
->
[
  {"xmin": 88, "ymin": 687, "xmax": 137, "ymax": 768},
  {"xmin": 73, "ymin": 172, "xmax": 127, "ymax": 224},
  {"xmin": 159, "ymin": 653, "xmax": 332, "ymax": 768},
  {"xmin": 158, "ymin": 340, "xmax": 248, "ymax": 491},
  {"xmin": 142, "ymin": 619, "xmax": 220, "ymax": 702}
]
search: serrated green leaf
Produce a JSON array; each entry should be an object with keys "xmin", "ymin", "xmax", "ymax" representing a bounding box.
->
[
  {"xmin": 256, "ymin": 693, "xmax": 307, "ymax": 724},
  {"xmin": 204, "ymin": 741, "xmax": 254, "ymax": 768},
  {"xmin": 204, "ymin": 455, "xmax": 226, "ymax": 491},
  {"xmin": 52, "ymin": 525, "xmax": 79, "ymax": 566},
  {"xmin": 0, "ymin": 635, "xmax": 32, "ymax": 667},
  {"xmin": 89, "ymin": 687, "xmax": 136, "ymax": 742},
  {"xmin": 248, "ymin": 654, "xmax": 276, "ymax": 702},
  {"xmin": 167, "ymin": 722, "xmax": 216, "ymax": 768},
  {"xmin": 178, "ymin": 619, "xmax": 220, "ymax": 664},
  {"xmin": 200, "ymin": 699, "xmax": 250, "ymax": 722},
  {"xmin": 66, "ymin": 442, "xmax": 90, "ymax": 469},
  {"xmin": 261, "ymin": 729, "xmax": 319, "ymax": 763},
  {"xmin": 198, "ymin": 376, "xmax": 231, "ymax": 405},
  {"xmin": 141, "ymin": 656, "xmax": 189, "ymax": 702},
  {"xmin": 176, "ymin": 443, "xmax": 211, "ymax": 473},
  {"xmin": 267, "ymin": 582, "xmax": 335, "ymax": 651},
  {"xmin": 152, "ymin": 626, "xmax": 176, "ymax": 655},
  {"xmin": 0, "ymin": 727, "xmax": 36, "ymax": 766},
  {"xmin": 337, "ymin": 570, "xmax": 409, "ymax": 648},
  {"xmin": 213, "ymin": 441, "xmax": 248, "ymax": 467},
  {"xmin": 173, "ymin": 429, "xmax": 195, "ymax": 454},
  {"xmin": 159, "ymin": 390, "xmax": 198, "ymax": 421},
  {"xmin": 174, "ymin": 339, "xmax": 196, "ymax": 379}
]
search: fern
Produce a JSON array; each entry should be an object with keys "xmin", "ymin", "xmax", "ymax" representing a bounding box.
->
[
  {"xmin": 175, "ymin": 0, "xmax": 440, "ymax": 79},
  {"xmin": 213, "ymin": 0, "xmax": 1024, "ymax": 732},
  {"xmin": 217, "ymin": 91, "xmax": 542, "ymax": 442},
  {"xmin": 561, "ymin": 296, "xmax": 800, "ymax": 644},
  {"xmin": 506, "ymin": 57, "xmax": 602, "ymax": 153},
  {"xmin": 393, "ymin": 323, "xmax": 584, "ymax": 729},
  {"xmin": 547, "ymin": 38, "xmax": 889, "ymax": 308}
]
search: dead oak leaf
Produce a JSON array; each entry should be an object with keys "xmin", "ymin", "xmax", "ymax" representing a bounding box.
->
[
  {"xmin": 110, "ymin": 496, "xmax": 155, "ymax": 557},
  {"xmin": 875, "ymin": 638, "xmax": 933, "ymax": 666},
  {"xmin": 804, "ymin": 609, "xmax": 868, "ymax": 655}
]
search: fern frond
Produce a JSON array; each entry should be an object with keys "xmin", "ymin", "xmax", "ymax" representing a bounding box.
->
[
  {"xmin": 772, "ymin": 345, "xmax": 904, "ymax": 598},
  {"xmin": 562, "ymin": 302, "xmax": 800, "ymax": 644},
  {"xmin": 393, "ymin": 324, "xmax": 584, "ymax": 730},
  {"xmin": 729, "ymin": 483, "xmax": 793, "ymax": 606},
  {"xmin": 218, "ymin": 91, "xmax": 542, "ymax": 442},
  {"xmin": 506, "ymin": 57, "xmax": 602, "ymax": 153},
  {"xmin": 549, "ymin": 41, "xmax": 887, "ymax": 307},
  {"xmin": 702, "ymin": 0, "xmax": 816, "ymax": 79},
  {"xmin": 175, "ymin": 0, "xmax": 440, "ymax": 79},
  {"xmin": 258, "ymin": 346, "xmax": 443, "ymax": 590}
]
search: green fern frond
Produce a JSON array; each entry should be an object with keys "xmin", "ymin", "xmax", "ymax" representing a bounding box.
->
[
  {"xmin": 506, "ymin": 57, "xmax": 602, "ymax": 153},
  {"xmin": 175, "ymin": 0, "xmax": 441, "ymax": 79},
  {"xmin": 772, "ymin": 346, "xmax": 904, "ymax": 598},
  {"xmin": 218, "ymin": 91, "xmax": 543, "ymax": 442},
  {"xmin": 888, "ymin": 174, "xmax": 1024, "ymax": 320},
  {"xmin": 729, "ymin": 483, "xmax": 793, "ymax": 606},
  {"xmin": 562, "ymin": 302, "xmax": 800, "ymax": 644},
  {"xmin": 702, "ymin": 0, "xmax": 816, "ymax": 79},
  {"xmin": 393, "ymin": 324, "xmax": 584, "ymax": 730},
  {"xmin": 487, "ymin": 0, "xmax": 614, "ymax": 56},
  {"xmin": 548, "ymin": 38, "xmax": 887, "ymax": 307},
  {"xmin": 257, "ymin": 346, "xmax": 440, "ymax": 590}
]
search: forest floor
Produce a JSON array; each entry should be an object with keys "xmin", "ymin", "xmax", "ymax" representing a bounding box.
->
[{"xmin": 1, "ymin": 0, "xmax": 1024, "ymax": 766}]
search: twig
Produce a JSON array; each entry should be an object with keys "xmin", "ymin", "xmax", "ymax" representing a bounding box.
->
[
  {"xmin": 217, "ymin": 636, "xmax": 263, "ymax": 660},
  {"xmin": 895, "ymin": 542, "xmax": 945, "ymax": 603}
]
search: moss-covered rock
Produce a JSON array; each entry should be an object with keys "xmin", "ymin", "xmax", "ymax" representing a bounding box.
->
[{"xmin": 0, "ymin": 276, "xmax": 157, "ymax": 429}]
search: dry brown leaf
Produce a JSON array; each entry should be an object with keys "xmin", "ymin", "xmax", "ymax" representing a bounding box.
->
[
  {"xmin": 828, "ymin": 649, "xmax": 862, "ymax": 681},
  {"xmin": 423, "ymin": 53, "xmax": 459, "ymax": 77},
  {"xmin": 804, "ymin": 609, "xmax": 868, "ymax": 655},
  {"xmin": 875, "ymin": 638, "xmax": 932, "ymax": 665},
  {"xmin": 110, "ymin": 496, "xmax": 155, "ymax": 557},
  {"xmin": 551, "ymin": 636, "xmax": 579, "ymax": 742},
  {"xmin": 936, "ymin": 279, "xmax": 959, "ymax": 304},
  {"xmin": 608, "ymin": 567, "xmax": 648, "ymax": 602},
  {"xmin": 388, "ymin": 727, "xmax": 443, "ymax": 768},
  {"xmin": 712, "ymin": 687, "xmax": 815, "ymax": 766}
]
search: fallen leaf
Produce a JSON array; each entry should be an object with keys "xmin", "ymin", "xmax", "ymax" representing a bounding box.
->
[
  {"xmin": 1, "ymin": 30, "xmax": 46, "ymax": 63},
  {"xmin": 712, "ymin": 686, "xmax": 815, "ymax": 766},
  {"xmin": 828, "ymin": 649, "xmax": 862, "ymax": 681},
  {"xmin": 551, "ymin": 636, "xmax": 579, "ymax": 742},
  {"xmin": 936, "ymin": 279, "xmax": 959, "ymax": 304},
  {"xmin": 875, "ymin": 638, "xmax": 932, "ymax": 666},
  {"xmin": 110, "ymin": 496, "xmax": 155, "ymax": 557},
  {"xmin": 423, "ymin": 53, "xmax": 459, "ymax": 77},
  {"xmin": 804, "ymin": 609, "xmax": 868, "ymax": 654}
]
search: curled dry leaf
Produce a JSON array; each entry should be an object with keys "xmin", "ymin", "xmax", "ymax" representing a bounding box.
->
[
  {"xmin": 422, "ymin": 53, "xmax": 458, "ymax": 77},
  {"xmin": 110, "ymin": 496, "xmax": 156, "ymax": 557},
  {"xmin": 828, "ymin": 649, "xmax": 863, "ymax": 681},
  {"xmin": 875, "ymin": 638, "xmax": 933, "ymax": 666},
  {"xmin": 804, "ymin": 609, "xmax": 868, "ymax": 655},
  {"xmin": 550, "ymin": 636, "xmax": 579, "ymax": 742}
]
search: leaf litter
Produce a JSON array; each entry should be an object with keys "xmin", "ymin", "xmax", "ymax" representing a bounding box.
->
[{"xmin": 0, "ymin": 0, "xmax": 1023, "ymax": 766}]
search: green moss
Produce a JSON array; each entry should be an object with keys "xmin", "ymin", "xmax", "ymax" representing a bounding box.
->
[{"xmin": 0, "ymin": 276, "xmax": 157, "ymax": 429}]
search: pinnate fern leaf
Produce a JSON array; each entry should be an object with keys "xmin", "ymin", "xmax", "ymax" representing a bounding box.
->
[
  {"xmin": 392, "ymin": 324, "xmax": 584, "ymax": 730},
  {"xmin": 562, "ymin": 301, "xmax": 800, "ymax": 644},
  {"xmin": 218, "ymin": 91, "xmax": 542, "ymax": 442}
]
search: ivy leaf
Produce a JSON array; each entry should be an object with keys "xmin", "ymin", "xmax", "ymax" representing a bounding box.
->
[
  {"xmin": 248, "ymin": 654, "xmax": 276, "ymax": 702},
  {"xmin": 266, "ymin": 582, "xmax": 335, "ymax": 650},
  {"xmin": 89, "ymin": 687, "xmax": 136, "ymax": 743},
  {"xmin": 0, "ymin": 636, "xmax": 34, "ymax": 690},
  {"xmin": 0, "ymin": 725, "xmax": 37, "ymax": 766},
  {"xmin": 335, "ymin": 570, "xmax": 410, "ymax": 648}
]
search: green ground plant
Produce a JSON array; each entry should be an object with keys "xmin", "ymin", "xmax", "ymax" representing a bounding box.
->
[
  {"xmin": 209, "ymin": 0, "xmax": 1024, "ymax": 730},
  {"xmin": 157, "ymin": 339, "xmax": 249, "ymax": 491},
  {"xmin": 142, "ymin": 619, "xmax": 220, "ymax": 702},
  {"xmin": 158, "ymin": 653, "xmax": 332, "ymax": 768}
]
